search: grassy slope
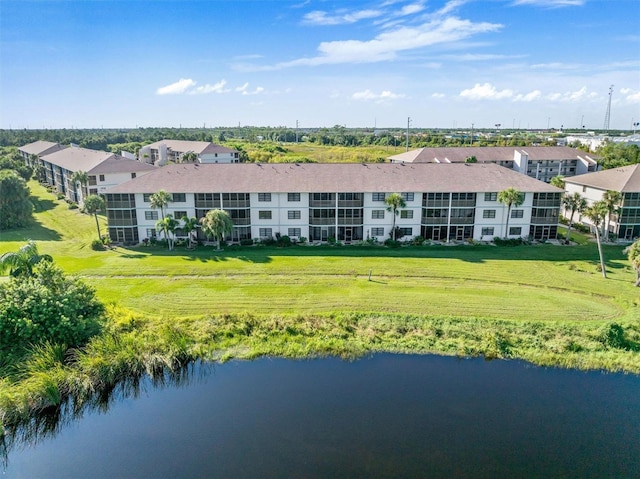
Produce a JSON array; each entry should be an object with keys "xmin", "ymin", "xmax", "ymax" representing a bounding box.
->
[{"xmin": 1, "ymin": 182, "xmax": 638, "ymax": 323}]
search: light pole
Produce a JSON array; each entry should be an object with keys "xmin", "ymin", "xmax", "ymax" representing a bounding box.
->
[{"xmin": 633, "ymin": 122, "xmax": 640, "ymax": 135}]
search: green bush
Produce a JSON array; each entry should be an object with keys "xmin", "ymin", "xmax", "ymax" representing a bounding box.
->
[
  {"xmin": 0, "ymin": 262, "xmax": 104, "ymax": 362},
  {"xmin": 384, "ymin": 238, "xmax": 401, "ymax": 248},
  {"xmin": 240, "ymin": 238, "xmax": 254, "ymax": 246},
  {"xmin": 493, "ymin": 237, "xmax": 524, "ymax": 247},
  {"xmin": 277, "ymin": 235, "xmax": 292, "ymax": 247},
  {"xmin": 91, "ymin": 239, "xmax": 105, "ymax": 251}
]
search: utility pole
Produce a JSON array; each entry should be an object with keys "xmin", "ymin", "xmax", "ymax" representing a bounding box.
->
[
  {"xmin": 603, "ymin": 85, "xmax": 614, "ymax": 131},
  {"xmin": 406, "ymin": 117, "xmax": 411, "ymax": 152},
  {"xmin": 295, "ymin": 120, "xmax": 299, "ymax": 143},
  {"xmin": 470, "ymin": 123, "xmax": 474, "ymax": 146}
]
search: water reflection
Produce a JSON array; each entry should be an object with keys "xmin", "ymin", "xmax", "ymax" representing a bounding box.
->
[{"xmin": 1, "ymin": 361, "xmax": 212, "ymax": 469}]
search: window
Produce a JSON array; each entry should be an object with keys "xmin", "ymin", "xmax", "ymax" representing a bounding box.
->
[
  {"xmin": 258, "ymin": 193, "xmax": 271, "ymax": 202},
  {"xmin": 172, "ymin": 193, "xmax": 186, "ymax": 202},
  {"xmin": 258, "ymin": 211, "xmax": 272, "ymax": 220},
  {"xmin": 483, "ymin": 210, "xmax": 496, "ymax": 219},
  {"xmin": 481, "ymin": 227, "xmax": 494, "ymax": 236},
  {"xmin": 144, "ymin": 211, "xmax": 158, "ymax": 220},
  {"xmin": 131, "ymin": 172, "xmax": 137, "ymax": 179},
  {"xmin": 400, "ymin": 210, "xmax": 413, "ymax": 219},
  {"xmin": 511, "ymin": 209, "xmax": 524, "ymax": 219},
  {"xmin": 88, "ymin": 176, "xmax": 97, "ymax": 186},
  {"xmin": 399, "ymin": 227, "xmax": 413, "ymax": 236},
  {"xmin": 259, "ymin": 228, "xmax": 272, "ymax": 238},
  {"xmin": 509, "ymin": 227, "xmax": 522, "ymax": 236},
  {"xmin": 288, "ymin": 193, "xmax": 301, "ymax": 202},
  {"xmin": 89, "ymin": 188, "xmax": 98, "ymax": 195},
  {"xmin": 372, "ymin": 193, "xmax": 386, "ymax": 202},
  {"xmin": 99, "ymin": 174, "xmax": 105, "ymax": 182},
  {"xmin": 371, "ymin": 210, "xmax": 385, "ymax": 219},
  {"xmin": 371, "ymin": 228, "xmax": 384, "ymax": 236},
  {"xmin": 146, "ymin": 229, "xmax": 157, "ymax": 238},
  {"xmin": 143, "ymin": 193, "xmax": 152, "ymax": 202},
  {"xmin": 174, "ymin": 211, "xmax": 187, "ymax": 220},
  {"xmin": 484, "ymin": 192, "xmax": 497, "ymax": 202},
  {"xmin": 288, "ymin": 210, "xmax": 301, "ymax": 220},
  {"xmin": 401, "ymin": 193, "xmax": 415, "ymax": 202},
  {"xmin": 288, "ymin": 228, "xmax": 301, "ymax": 237}
]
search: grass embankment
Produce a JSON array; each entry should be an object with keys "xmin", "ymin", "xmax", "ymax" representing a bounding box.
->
[{"xmin": 1, "ymin": 182, "xmax": 640, "ymax": 430}]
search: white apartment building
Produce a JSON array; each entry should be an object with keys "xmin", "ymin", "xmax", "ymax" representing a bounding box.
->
[{"xmin": 138, "ymin": 140, "xmax": 240, "ymax": 166}]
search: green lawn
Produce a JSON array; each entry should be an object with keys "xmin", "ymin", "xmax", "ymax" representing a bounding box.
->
[{"xmin": 2, "ymin": 181, "xmax": 638, "ymax": 323}]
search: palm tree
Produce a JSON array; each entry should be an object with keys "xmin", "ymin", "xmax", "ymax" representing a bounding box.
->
[
  {"xmin": 181, "ymin": 151, "xmax": 198, "ymax": 163},
  {"xmin": 71, "ymin": 170, "xmax": 89, "ymax": 204},
  {"xmin": 0, "ymin": 240, "xmax": 53, "ymax": 277},
  {"xmin": 84, "ymin": 194, "xmax": 106, "ymax": 241},
  {"xmin": 149, "ymin": 190, "xmax": 172, "ymax": 220},
  {"xmin": 498, "ymin": 187, "xmax": 525, "ymax": 239},
  {"xmin": 156, "ymin": 214, "xmax": 179, "ymax": 250},
  {"xmin": 549, "ymin": 175, "xmax": 566, "ymax": 190},
  {"xmin": 623, "ymin": 239, "xmax": 640, "ymax": 287},
  {"xmin": 200, "ymin": 209, "xmax": 234, "ymax": 251},
  {"xmin": 384, "ymin": 193, "xmax": 407, "ymax": 241},
  {"xmin": 584, "ymin": 201, "xmax": 608, "ymax": 278},
  {"xmin": 562, "ymin": 192, "xmax": 587, "ymax": 244},
  {"xmin": 602, "ymin": 190, "xmax": 622, "ymax": 241},
  {"xmin": 181, "ymin": 216, "xmax": 199, "ymax": 248}
]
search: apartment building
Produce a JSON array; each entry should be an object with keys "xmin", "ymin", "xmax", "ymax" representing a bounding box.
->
[
  {"xmin": 18, "ymin": 140, "xmax": 66, "ymax": 166},
  {"xmin": 564, "ymin": 165, "xmax": 640, "ymax": 241},
  {"xmin": 138, "ymin": 140, "xmax": 240, "ymax": 166},
  {"xmin": 104, "ymin": 162, "xmax": 561, "ymax": 245},
  {"xmin": 389, "ymin": 146, "xmax": 598, "ymax": 183},
  {"xmin": 36, "ymin": 145, "xmax": 157, "ymax": 205}
]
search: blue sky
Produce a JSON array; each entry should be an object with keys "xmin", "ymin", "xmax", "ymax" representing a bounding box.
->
[{"xmin": 1, "ymin": 0, "xmax": 639, "ymax": 130}]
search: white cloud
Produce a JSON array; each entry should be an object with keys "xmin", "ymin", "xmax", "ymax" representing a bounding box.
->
[
  {"xmin": 303, "ymin": 8, "xmax": 383, "ymax": 26},
  {"xmin": 399, "ymin": 3, "xmax": 426, "ymax": 16},
  {"xmin": 431, "ymin": 92, "xmax": 446, "ymax": 98},
  {"xmin": 242, "ymin": 86, "xmax": 265, "ymax": 96},
  {"xmin": 512, "ymin": 0, "xmax": 585, "ymax": 7},
  {"xmin": 352, "ymin": 89, "xmax": 405, "ymax": 101},
  {"xmin": 442, "ymin": 53, "xmax": 525, "ymax": 61},
  {"xmin": 621, "ymin": 88, "xmax": 640, "ymax": 103},
  {"xmin": 545, "ymin": 86, "xmax": 598, "ymax": 102},
  {"xmin": 235, "ymin": 82, "xmax": 249, "ymax": 93},
  {"xmin": 513, "ymin": 90, "xmax": 541, "ymax": 102},
  {"xmin": 156, "ymin": 78, "xmax": 196, "ymax": 95},
  {"xmin": 191, "ymin": 80, "xmax": 229, "ymax": 95},
  {"xmin": 459, "ymin": 83, "xmax": 513, "ymax": 100}
]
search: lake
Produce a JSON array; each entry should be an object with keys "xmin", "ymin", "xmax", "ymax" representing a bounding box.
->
[{"xmin": 3, "ymin": 354, "xmax": 640, "ymax": 478}]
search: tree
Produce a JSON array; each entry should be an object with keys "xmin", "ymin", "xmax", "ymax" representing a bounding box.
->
[
  {"xmin": 71, "ymin": 170, "xmax": 89, "ymax": 204},
  {"xmin": 156, "ymin": 214, "xmax": 179, "ymax": 250},
  {"xmin": 84, "ymin": 194, "xmax": 106, "ymax": 241},
  {"xmin": 584, "ymin": 201, "xmax": 608, "ymax": 278},
  {"xmin": 0, "ymin": 260, "xmax": 103, "ymax": 360},
  {"xmin": 150, "ymin": 190, "xmax": 172, "ymax": 220},
  {"xmin": 624, "ymin": 239, "xmax": 640, "ymax": 287},
  {"xmin": 498, "ymin": 188, "xmax": 525, "ymax": 239},
  {"xmin": 181, "ymin": 151, "xmax": 198, "ymax": 163},
  {"xmin": 385, "ymin": 193, "xmax": 407, "ymax": 241},
  {"xmin": 0, "ymin": 169, "xmax": 33, "ymax": 230},
  {"xmin": 602, "ymin": 190, "xmax": 622, "ymax": 241},
  {"xmin": 181, "ymin": 216, "xmax": 199, "ymax": 248},
  {"xmin": 200, "ymin": 209, "xmax": 234, "ymax": 250},
  {"xmin": 0, "ymin": 240, "xmax": 52, "ymax": 278},
  {"xmin": 0, "ymin": 153, "xmax": 32, "ymax": 181},
  {"xmin": 562, "ymin": 192, "xmax": 587, "ymax": 244},
  {"xmin": 550, "ymin": 175, "xmax": 565, "ymax": 190}
]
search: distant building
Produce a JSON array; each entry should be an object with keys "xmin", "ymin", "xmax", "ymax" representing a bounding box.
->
[
  {"xmin": 37, "ymin": 145, "xmax": 157, "ymax": 205},
  {"xmin": 105, "ymin": 162, "xmax": 561, "ymax": 245},
  {"xmin": 564, "ymin": 165, "xmax": 640, "ymax": 241},
  {"xmin": 388, "ymin": 146, "xmax": 598, "ymax": 183},
  {"xmin": 138, "ymin": 140, "xmax": 240, "ymax": 166}
]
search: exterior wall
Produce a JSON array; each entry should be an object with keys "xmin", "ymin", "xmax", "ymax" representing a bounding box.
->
[
  {"xmin": 107, "ymin": 189, "xmax": 560, "ymax": 245},
  {"xmin": 199, "ymin": 152, "xmax": 240, "ymax": 164}
]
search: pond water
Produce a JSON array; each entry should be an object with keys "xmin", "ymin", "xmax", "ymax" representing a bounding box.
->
[{"xmin": 3, "ymin": 354, "xmax": 640, "ymax": 478}]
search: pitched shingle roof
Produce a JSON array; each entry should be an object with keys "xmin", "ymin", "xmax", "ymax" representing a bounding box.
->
[
  {"xmin": 18, "ymin": 141, "xmax": 66, "ymax": 157},
  {"xmin": 107, "ymin": 162, "xmax": 561, "ymax": 194},
  {"xmin": 88, "ymin": 156, "xmax": 158, "ymax": 175},
  {"xmin": 389, "ymin": 146, "xmax": 598, "ymax": 164},
  {"xmin": 144, "ymin": 140, "xmax": 237, "ymax": 155},
  {"xmin": 41, "ymin": 146, "xmax": 153, "ymax": 174},
  {"xmin": 564, "ymin": 164, "xmax": 640, "ymax": 192}
]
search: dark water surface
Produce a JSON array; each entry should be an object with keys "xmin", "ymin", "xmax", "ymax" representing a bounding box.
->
[{"xmin": 3, "ymin": 354, "xmax": 640, "ymax": 478}]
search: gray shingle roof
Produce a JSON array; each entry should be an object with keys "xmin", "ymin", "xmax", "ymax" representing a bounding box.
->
[
  {"xmin": 145, "ymin": 140, "xmax": 237, "ymax": 155},
  {"xmin": 41, "ymin": 146, "xmax": 153, "ymax": 174},
  {"xmin": 88, "ymin": 156, "xmax": 158, "ymax": 175},
  {"xmin": 18, "ymin": 141, "xmax": 66, "ymax": 156},
  {"xmin": 389, "ymin": 146, "xmax": 598, "ymax": 164},
  {"xmin": 564, "ymin": 164, "xmax": 640, "ymax": 192},
  {"xmin": 106, "ymin": 162, "xmax": 561, "ymax": 194}
]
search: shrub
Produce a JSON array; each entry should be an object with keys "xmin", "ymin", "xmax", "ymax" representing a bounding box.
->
[
  {"xmin": 493, "ymin": 237, "xmax": 524, "ymax": 247},
  {"xmin": 298, "ymin": 237, "xmax": 307, "ymax": 245},
  {"xmin": 277, "ymin": 235, "xmax": 292, "ymax": 247},
  {"xmin": 240, "ymin": 238, "xmax": 254, "ymax": 246},
  {"xmin": 599, "ymin": 323, "xmax": 629, "ymax": 350},
  {"xmin": 0, "ymin": 262, "xmax": 104, "ymax": 361},
  {"xmin": 412, "ymin": 235, "xmax": 425, "ymax": 246},
  {"xmin": 384, "ymin": 238, "xmax": 401, "ymax": 248},
  {"xmin": 91, "ymin": 239, "xmax": 105, "ymax": 251}
]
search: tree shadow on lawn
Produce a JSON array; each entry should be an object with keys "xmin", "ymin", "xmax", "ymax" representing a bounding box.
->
[
  {"xmin": 0, "ymin": 219, "xmax": 61, "ymax": 242},
  {"xmin": 118, "ymin": 246, "xmax": 273, "ymax": 264},
  {"xmin": 31, "ymin": 197, "xmax": 57, "ymax": 213}
]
